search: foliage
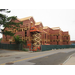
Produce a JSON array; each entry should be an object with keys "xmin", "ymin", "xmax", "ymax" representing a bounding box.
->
[
  {"xmin": 0, "ymin": 9, "xmax": 23, "ymax": 40},
  {"xmin": 14, "ymin": 35, "xmax": 22, "ymax": 44},
  {"xmin": 0, "ymin": 9, "xmax": 22, "ymax": 29},
  {"xmin": 0, "ymin": 9, "xmax": 10, "ymax": 13},
  {"xmin": 22, "ymin": 48, "xmax": 28, "ymax": 51},
  {"xmin": 3, "ymin": 31, "xmax": 15, "ymax": 41},
  {"xmin": 23, "ymin": 40, "xmax": 27, "ymax": 45},
  {"xmin": 0, "ymin": 38, "xmax": 2, "ymax": 42},
  {"xmin": 3, "ymin": 31, "xmax": 15, "ymax": 36}
]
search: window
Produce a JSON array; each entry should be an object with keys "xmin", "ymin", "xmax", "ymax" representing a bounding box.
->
[
  {"xmin": 67, "ymin": 42, "xmax": 68, "ymax": 44},
  {"xmin": 45, "ymin": 34, "xmax": 46, "ymax": 39},
  {"xmin": 21, "ymin": 29, "xmax": 22, "ymax": 31},
  {"xmin": 25, "ymin": 30, "xmax": 27, "ymax": 37},
  {"xmin": 31, "ymin": 22, "xmax": 33, "ymax": 27},
  {"xmin": 66, "ymin": 37, "xmax": 68, "ymax": 39},
  {"xmin": 37, "ymin": 42, "xmax": 39, "ymax": 45},
  {"xmin": 23, "ymin": 29, "xmax": 25, "ymax": 31},
  {"xmin": 18, "ymin": 29, "xmax": 22, "ymax": 32},
  {"xmin": 53, "ymin": 40, "xmax": 55, "ymax": 42},
  {"xmin": 57, "ymin": 36, "xmax": 58, "ymax": 39},
  {"xmin": 63, "ymin": 40, "xmax": 65, "ymax": 42},
  {"xmin": 57, "ymin": 41, "xmax": 59, "ymax": 45},
  {"xmin": 27, "ymin": 39, "xmax": 29, "ymax": 41},
  {"xmin": 41, "ymin": 41, "xmax": 42, "ymax": 44},
  {"xmin": 15, "ymin": 30, "xmax": 16, "ymax": 32},
  {"xmin": 48, "ymin": 35, "xmax": 50, "ymax": 39},
  {"xmin": 26, "ymin": 24, "xmax": 28, "ymax": 26}
]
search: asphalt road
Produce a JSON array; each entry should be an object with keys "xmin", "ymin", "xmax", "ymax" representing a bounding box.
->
[
  {"xmin": 29, "ymin": 51, "xmax": 75, "ymax": 65},
  {"xmin": 0, "ymin": 48, "xmax": 75, "ymax": 65}
]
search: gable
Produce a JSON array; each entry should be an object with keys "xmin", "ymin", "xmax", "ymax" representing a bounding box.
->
[
  {"xmin": 35, "ymin": 22, "xmax": 43, "ymax": 31},
  {"xmin": 29, "ymin": 17, "xmax": 35, "ymax": 24},
  {"xmin": 18, "ymin": 16, "xmax": 32, "ymax": 21}
]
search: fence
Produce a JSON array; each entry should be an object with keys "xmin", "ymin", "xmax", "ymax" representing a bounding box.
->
[
  {"xmin": 0, "ymin": 43, "xmax": 75, "ymax": 51},
  {"xmin": 0, "ymin": 43, "xmax": 23, "ymax": 50},
  {"xmin": 41, "ymin": 45, "xmax": 75, "ymax": 51}
]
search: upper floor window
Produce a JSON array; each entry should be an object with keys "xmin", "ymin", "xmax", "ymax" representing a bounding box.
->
[
  {"xmin": 14, "ymin": 30, "xmax": 17, "ymax": 33},
  {"xmin": 57, "ymin": 36, "xmax": 58, "ymax": 39},
  {"xmin": 26, "ymin": 24, "xmax": 29, "ymax": 27},
  {"xmin": 45, "ymin": 34, "xmax": 46, "ymax": 39},
  {"xmin": 18, "ymin": 29, "xmax": 22, "ymax": 32},
  {"xmin": 66, "ymin": 37, "xmax": 68, "ymax": 39},
  {"xmin": 15, "ymin": 30, "xmax": 16, "ymax": 32},
  {"xmin": 25, "ymin": 30, "xmax": 27, "ymax": 37}
]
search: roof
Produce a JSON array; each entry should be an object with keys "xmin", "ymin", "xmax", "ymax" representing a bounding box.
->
[
  {"xmin": 43, "ymin": 26, "xmax": 49, "ymax": 29},
  {"xmin": 43, "ymin": 30, "xmax": 47, "ymax": 33},
  {"xmin": 51, "ymin": 27, "xmax": 61, "ymax": 30},
  {"xmin": 35, "ymin": 22, "xmax": 41, "ymax": 25},
  {"xmin": 18, "ymin": 16, "xmax": 32, "ymax": 21}
]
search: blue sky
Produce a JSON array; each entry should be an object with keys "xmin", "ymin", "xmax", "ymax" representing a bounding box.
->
[{"xmin": 0, "ymin": 9, "xmax": 75, "ymax": 41}]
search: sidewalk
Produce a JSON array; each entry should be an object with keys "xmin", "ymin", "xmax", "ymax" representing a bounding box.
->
[
  {"xmin": 63, "ymin": 53, "xmax": 75, "ymax": 65},
  {"xmin": 0, "ymin": 49, "xmax": 29, "ymax": 56}
]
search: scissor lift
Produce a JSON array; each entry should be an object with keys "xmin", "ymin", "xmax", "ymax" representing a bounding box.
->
[{"xmin": 30, "ymin": 27, "xmax": 41, "ymax": 51}]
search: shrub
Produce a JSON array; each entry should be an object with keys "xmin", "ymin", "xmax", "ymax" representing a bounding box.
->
[{"xmin": 22, "ymin": 48, "xmax": 28, "ymax": 51}]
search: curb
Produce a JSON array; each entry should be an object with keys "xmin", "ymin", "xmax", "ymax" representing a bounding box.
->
[{"xmin": 62, "ymin": 53, "xmax": 75, "ymax": 65}]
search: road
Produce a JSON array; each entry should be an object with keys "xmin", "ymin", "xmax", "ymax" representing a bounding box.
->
[
  {"xmin": 29, "ymin": 51, "xmax": 75, "ymax": 65},
  {"xmin": 0, "ymin": 48, "xmax": 75, "ymax": 65}
]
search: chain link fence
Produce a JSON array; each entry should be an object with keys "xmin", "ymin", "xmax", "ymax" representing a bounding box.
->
[
  {"xmin": 41, "ymin": 45, "xmax": 75, "ymax": 51},
  {"xmin": 0, "ymin": 43, "xmax": 23, "ymax": 50}
]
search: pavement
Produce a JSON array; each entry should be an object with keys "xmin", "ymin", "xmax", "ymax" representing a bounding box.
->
[
  {"xmin": 0, "ymin": 49, "xmax": 29, "ymax": 56},
  {"xmin": 29, "ymin": 51, "xmax": 75, "ymax": 65},
  {"xmin": 63, "ymin": 53, "xmax": 75, "ymax": 65},
  {"xmin": 0, "ymin": 48, "xmax": 75, "ymax": 65}
]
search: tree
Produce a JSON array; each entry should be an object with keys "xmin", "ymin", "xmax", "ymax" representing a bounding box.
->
[
  {"xmin": 23, "ymin": 40, "xmax": 27, "ymax": 45},
  {"xmin": 14, "ymin": 35, "xmax": 22, "ymax": 44},
  {"xmin": 3, "ymin": 31, "xmax": 15, "ymax": 41},
  {"xmin": 0, "ymin": 9, "xmax": 23, "ymax": 40},
  {"xmin": 0, "ymin": 38, "xmax": 2, "ymax": 42},
  {"xmin": 14, "ymin": 35, "xmax": 27, "ymax": 45}
]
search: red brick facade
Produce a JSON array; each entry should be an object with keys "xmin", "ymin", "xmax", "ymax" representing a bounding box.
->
[{"xmin": 1, "ymin": 16, "xmax": 70, "ymax": 46}]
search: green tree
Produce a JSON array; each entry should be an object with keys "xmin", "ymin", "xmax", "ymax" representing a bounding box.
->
[
  {"xmin": 14, "ymin": 35, "xmax": 22, "ymax": 44},
  {"xmin": 14, "ymin": 35, "xmax": 27, "ymax": 44},
  {"xmin": 23, "ymin": 40, "xmax": 27, "ymax": 45},
  {"xmin": 0, "ymin": 9, "xmax": 22, "ymax": 40},
  {"xmin": 0, "ymin": 38, "xmax": 2, "ymax": 42},
  {"xmin": 3, "ymin": 31, "xmax": 15, "ymax": 41}
]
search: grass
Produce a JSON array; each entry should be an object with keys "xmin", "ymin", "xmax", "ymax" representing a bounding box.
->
[{"xmin": 22, "ymin": 48, "xmax": 29, "ymax": 51}]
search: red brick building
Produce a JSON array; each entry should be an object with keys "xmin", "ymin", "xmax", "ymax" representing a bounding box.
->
[{"xmin": 1, "ymin": 16, "xmax": 70, "ymax": 48}]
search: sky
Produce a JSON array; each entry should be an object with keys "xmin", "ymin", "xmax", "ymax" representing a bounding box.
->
[{"xmin": 0, "ymin": 9, "xmax": 75, "ymax": 41}]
